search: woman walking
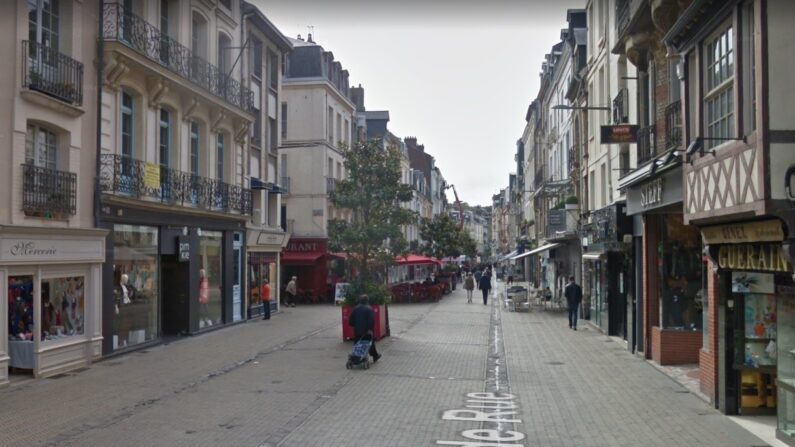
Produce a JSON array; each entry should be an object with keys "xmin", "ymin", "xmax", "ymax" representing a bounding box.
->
[{"xmin": 464, "ymin": 273, "xmax": 475, "ymax": 304}]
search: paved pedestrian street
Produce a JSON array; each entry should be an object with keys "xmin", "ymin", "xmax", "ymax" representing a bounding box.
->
[{"xmin": 1, "ymin": 282, "xmax": 767, "ymax": 447}]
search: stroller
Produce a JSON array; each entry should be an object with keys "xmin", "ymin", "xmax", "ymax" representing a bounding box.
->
[{"xmin": 346, "ymin": 333, "xmax": 373, "ymax": 370}]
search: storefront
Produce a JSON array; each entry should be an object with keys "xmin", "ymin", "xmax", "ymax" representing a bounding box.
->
[
  {"xmin": 624, "ymin": 164, "xmax": 704, "ymax": 362},
  {"xmin": 1, "ymin": 226, "xmax": 106, "ymax": 384},
  {"xmin": 280, "ymin": 238, "xmax": 329, "ymax": 304},
  {"xmin": 247, "ymin": 229, "xmax": 287, "ymax": 318},
  {"xmin": 581, "ymin": 203, "xmax": 632, "ymax": 337},
  {"xmin": 100, "ymin": 203, "xmax": 246, "ymax": 355},
  {"xmin": 700, "ymin": 220, "xmax": 792, "ymax": 425}
]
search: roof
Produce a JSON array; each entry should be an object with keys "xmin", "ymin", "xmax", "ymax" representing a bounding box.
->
[
  {"xmin": 242, "ymin": 2, "xmax": 292, "ymax": 51},
  {"xmin": 364, "ymin": 110, "xmax": 390, "ymax": 121}
]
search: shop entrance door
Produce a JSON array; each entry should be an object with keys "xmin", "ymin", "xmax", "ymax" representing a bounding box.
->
[{"xmin": 161, "ymin": 255, "xmax": 189, "ymax": 336}]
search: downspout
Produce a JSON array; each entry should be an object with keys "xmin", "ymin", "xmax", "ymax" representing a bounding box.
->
[{"xmin": 94, "ymin": 0, "xmax": 104, "ymax": 229}]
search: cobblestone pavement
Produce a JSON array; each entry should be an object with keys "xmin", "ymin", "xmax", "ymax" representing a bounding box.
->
[{"xmin": 0, "ymin": 281, "xmax": 767, "ymax": 447}]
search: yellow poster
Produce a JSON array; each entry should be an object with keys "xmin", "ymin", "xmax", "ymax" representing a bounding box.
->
[{"xmin": 144, "ymin": 163, "xmax": 160, "ymax": 189}]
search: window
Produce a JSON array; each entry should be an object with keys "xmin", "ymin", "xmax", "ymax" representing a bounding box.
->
[
  {"xmin": 269, "ymin": 118, "xmax": 277, "ymax": 152},
  {"xmin": 121, "ymin": 91, "xmax": 134, "ymax": 161},
  {"xmin": 281, "ymin": 102, "xmax": 287, "ymax": 140},
  {"xmin": 250, "ymin": 36, "xmax": 262, "ymax": 79},
  {"xmin": 600, "ymin": 163, "xmax": 607, "ymax": 208},
  {"xmin": 218, "ymin": 33, "xmax": 231, "ymax": 76},
  {"xmin": 327, "ymin": 106, "xmax": 334, "ymax": 144},
  {"xmin": 199, "ymin": 231, "xmax": 223, "ymax": 328},
  {"xmin": 742, "ymin": 4, "xmax": 756, "ymax": 133},
  {"xmin": 219, "ymin": 0, "xmax": 231, "ymax": 10},
  {"xmin": 267, "ymin": 49, "xmax": 278, "ymax": 90},
  {"xmin": 703, "ymin": 25, "xmax": 734, "ymax": 150},
  {"xmin": 336, "ymin": 112, "xmax": 342, "ymax": 145},
  {"xmin": 216, "ymin": 133, "xmax": 225, "ymax": 181},
  {"xmin": 25, "ymin": 124, "xmax": 56, "ymax": 170},
  {"xmin": 190, "ymin": 121, "xmax": 200, "ymax": 175},
  {"xmin": 159, "ymin": 109, "xmax": 170, "ymax": 167},
  {"xmin": 113, "ymin": 225, "xmax": 159, "ymax": 350},
  {"xmin": 28, "ymin": 0, "xmax": 60, "ymax": 52},
  {"xmin": 159, "ymin": 0, "xmax": 171, "ymax": 63},
  {"xmin": 41, "ymin": 276, "xmax": 85, "ymax": 341}
]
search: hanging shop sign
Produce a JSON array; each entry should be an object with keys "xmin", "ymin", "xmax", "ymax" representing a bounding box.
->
[
  {"xmin": 717, "ymin": 243, "xmax": 790, "ymax": 272},
  {"xmin": 600, "ymin": 125, "xmax": 639, "ymax": 144},
  {"xmin": 178, "ymin": 236, "xmax": 191, "ymax": 262},
  {"xmin": 702, "ymin": 220, "xmax": 784, "ymax": 245}
]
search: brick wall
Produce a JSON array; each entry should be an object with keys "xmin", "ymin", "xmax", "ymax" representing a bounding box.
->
[
  {"xmin": 699, "ymin": 259, "xmax": 720, "ymax": 401},
  {"xmin": 652, "ymin": 326, "xmax": 702, "ymax": 364}
]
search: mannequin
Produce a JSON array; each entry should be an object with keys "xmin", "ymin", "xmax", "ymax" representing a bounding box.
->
[
  {"xmin": 120, "ymin": 274, "xmax": 133, "ymax": 304},
  {"xmin": 199, "ymin": 268, "xmax": 210, "ymax": 327}
]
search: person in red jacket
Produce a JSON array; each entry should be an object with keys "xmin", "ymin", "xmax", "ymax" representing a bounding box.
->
[{"xmin": 261, "ymin": 279, "xmax": 271, "ymax": 320}]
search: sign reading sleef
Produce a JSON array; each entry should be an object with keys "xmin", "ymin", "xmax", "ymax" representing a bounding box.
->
[{"xmin": 601, "ymin": 124, "xmax": 639, "ymax": 144}]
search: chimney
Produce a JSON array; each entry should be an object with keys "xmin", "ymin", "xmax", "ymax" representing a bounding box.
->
[
  {"xmin": 418, "ymin": 144, "xmax": 425, "ymax": 152},
  {"xmin": 297, "ymin": 34, "xmax": 304, "ymax": 41},
  {"xmin": 404, "ymin": 137, "xmax": 417, "ymax": 147},
  {"xmin": 307, "ymin": 33, "xmax": 314, "ymax": 43}
]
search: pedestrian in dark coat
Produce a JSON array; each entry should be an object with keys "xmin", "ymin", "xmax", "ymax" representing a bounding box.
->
[
  {"xmin": 474, "ymin": 269, "xmax": 482, "ymax": 288},
  {"xmin": 479, "ymin": 272, "xmax": 492, "ymax": 305},
  {"xmin": 564, "ymin": 276, "xmax": 583, "ymax": 330},
  {"xmin": 348, "ymin": 295, "xmax": 381, "ymax": 362}
]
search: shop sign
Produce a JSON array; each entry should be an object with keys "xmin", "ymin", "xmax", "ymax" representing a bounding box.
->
[
  {"xmin": 718, "ymin": 244, "xmax": 790, "ymax": 272},
  {"xmin": 640, "ymin": 178, "xmax": 663, "ymax": 208},
  {"xmin": 600, "ymin": 124, "xmax": 639, "ymax": 144},
  {"xmin": 284, "ymin": 239, "xmax": 327, "ymax": 253},
  {"xmin": 178, "ymin": 238, "xmax": 190, "ymax": 262},
  {"xmin": 702, "ymin": 220, "xmax": 784, "ymax": 245},
  {"xmin": 144, "ymin": 162, "xmax": 161, "ymax": 189},
  {"xmin": 334, "ymin": 283, "xmax": 350, "ymax": 304},
  {"xmin": 731, "ymin": 272, "xmax": 775, "ymax": 294},
  {"xmin": 0, "ymin": 238, "xmax": 104, "ymax": 263}
]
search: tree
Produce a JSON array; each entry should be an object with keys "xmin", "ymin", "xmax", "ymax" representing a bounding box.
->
[
  {"xmin": 419, "ymin": 214, "xmax": 462, "ymax": 258},
  {"xmin": 458, "ymin": 230, "xmax": 478, "ymax": 260},
  {"xmin": 328, "ymin": 139, "xmax": 417, "ymax": 304}
]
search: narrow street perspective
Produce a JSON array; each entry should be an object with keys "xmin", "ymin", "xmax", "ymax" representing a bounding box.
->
[{"xmin": 0, "ymin": 283, "xmax": 767, "ymax": 446}]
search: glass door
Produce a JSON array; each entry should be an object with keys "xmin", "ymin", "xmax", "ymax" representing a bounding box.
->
[{"xmin": 232, "ymin": 233, "xmax": 242, "ymax": 322}]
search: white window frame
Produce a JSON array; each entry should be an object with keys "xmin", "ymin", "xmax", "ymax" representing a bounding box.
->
[{"xmin": 702, "ymin": 23, "xmax": 735, "ymax": 150}]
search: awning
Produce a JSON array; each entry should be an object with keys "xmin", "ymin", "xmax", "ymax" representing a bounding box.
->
[
  {"xmin": 582, "ymin": 252, "xmax": 604, "ymax": 260},
  {"xmin": 513, "ymin": 242, "xmax": 562, "ymax": 260},
  {"xmin": 498, "ymin": 250, "xmax": 518, "ymax": 261},
  {"xmin": 280, "ymin": 251, "xmax": 325, "ymax": 265},
  {"xmin": 395, "ymin": 254, "xmax": 442, "ymax": 266}
]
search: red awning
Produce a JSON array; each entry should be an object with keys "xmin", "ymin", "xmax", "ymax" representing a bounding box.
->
[
  {"xmin": 329, "ymin": 252, "xmax": 348, "ymax": 260},
  {"xmin": 280, "ymin": 252, "xmax": 325, "ymax": 265},
  {"xmin": 395, "ymin": 254, "xmax": 442, "ymax": 266}
]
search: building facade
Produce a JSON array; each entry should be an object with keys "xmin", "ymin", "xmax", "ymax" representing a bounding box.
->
[
  {"xmin": 1, "ymin": 0, "xmax": 106, "ymax": 383},
  {"xmin": 98, "ymin": 0, "xmax": 255, "ymax": 354},
  {"xmin": 280, "ymin": 35, "xmax": 355, "ymax": 302}
]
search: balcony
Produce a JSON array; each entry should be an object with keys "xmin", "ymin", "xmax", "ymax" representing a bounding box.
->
[
  {"xmin": 612, "ymin": 88, "xmax": 629, "ymax": 124},
  {"xmin": 546, "ymin": 208, "xmax": 578, "ymax": 240},
  {"xmin": 665, "ymin": 100, "xmax": 682, "ymax": 150},
  {"xmin": 637, "ymin": 125, "xmax": 657, "ymax": 166},
  {"xmin": 280, "ymin": 176, "xmax": 290, "ymax": 194},
  {"xmin": 22, "ymin": 41, "xmax": 83, "ymax": 106},
  {"xmin": 326, "ymin": 177, "xmax": 338, "ymax": 193},
  {"xmin": 99, "ymin": 154, "xmax": 252, "ymax": 215},
  {"xmin": 102, "ymin": 3, "xmax": 254, "ymax": 113},
  {"xmin": 22, "ymin": 164, "xmax": 77, "ymax": 218}
]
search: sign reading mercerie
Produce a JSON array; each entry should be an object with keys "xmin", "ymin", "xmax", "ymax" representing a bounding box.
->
[{"xmin": 600, "ymin": 124, "xmax": 639, "ymax": 144}]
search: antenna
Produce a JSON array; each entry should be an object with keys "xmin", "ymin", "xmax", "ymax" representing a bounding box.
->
[{"xmin": 307, "ymin": 25, "xmax": 315, "ymax": 42}]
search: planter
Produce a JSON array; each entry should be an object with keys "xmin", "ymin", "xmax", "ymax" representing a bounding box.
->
[{"xmin": 341, "ymin": 304, "xmax": 389, "ymax": 341}]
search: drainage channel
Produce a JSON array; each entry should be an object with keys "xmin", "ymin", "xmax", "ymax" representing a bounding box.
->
[{"xmin": 437, "ymin": 286, "xmax": 525, "ymax": 446}]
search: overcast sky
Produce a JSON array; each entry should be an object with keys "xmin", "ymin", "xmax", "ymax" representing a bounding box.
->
[{"xmin": 251, "ymin": 0, "xmax": 584, "ymax": 207}]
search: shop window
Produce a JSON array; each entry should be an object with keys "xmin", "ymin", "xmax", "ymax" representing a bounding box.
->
[
  {"xmin": 778, "ymin": 295, "xmax": 795, "ymax": 436},
  {"xmin": 198, "ymin": 230, "xmax": 223, "ymax": 327},
  {"xmin": 8, "ymin": 276, "xmax": 34, "ymax": 370},
  {"xmin": 248, "ymin": 253, "xmax": 276, "ymax": 318},
  {"xmin": 41, "ymin": 276, "xmax": 84, "ymax": 341},
  {"xmin": 112, "ymin": 224, "xmax": 159, "ymax": 350},
  {"xmin": 659, "ymin": 214, "xmax": 703, "ymax": 330}
]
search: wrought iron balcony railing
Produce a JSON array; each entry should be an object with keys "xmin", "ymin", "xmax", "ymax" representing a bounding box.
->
[
  {"xmin": 665, "ymin": 100, "xmax": 682, "ymax": 151},
  {"xmin": 22, "ymin": 40, "xmax": 83, "ymax": 106},
  {"xmin": 612, "ymin": 88, "xmax": 629, "ymax": 124},
  {"xmin": 102, "ymin": 3, "xmax": 254, "ymax": 113},
  {"xmin": 22, "ymin": 164, "xmax": 77, "ymax": 217},
  {"xmin": 637, "ymin": 125, "xmax": 657, "ymax": 166},
  {"xmin": 99, "ymin": 154, "xmax": 252, "ymax": 215}
]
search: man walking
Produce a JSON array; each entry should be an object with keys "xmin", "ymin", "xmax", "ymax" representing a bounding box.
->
[
  {"xmin": 464, "ymin": 273, "xmax": 475, "ymax": 304},
  {"xmin": 564, "ymin": 276, "xmax": 582, "ymax": 330},
  {"xmin": 285, "ymin": 276, "xmax": 297, "ymax": 308},
  {"xmin": 479, "ymin": 270, "xmax": 492, "ymax": 305},
  {"xmin": 348, "ymin": 294, "xmax": 381, "ymax": 362}
]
